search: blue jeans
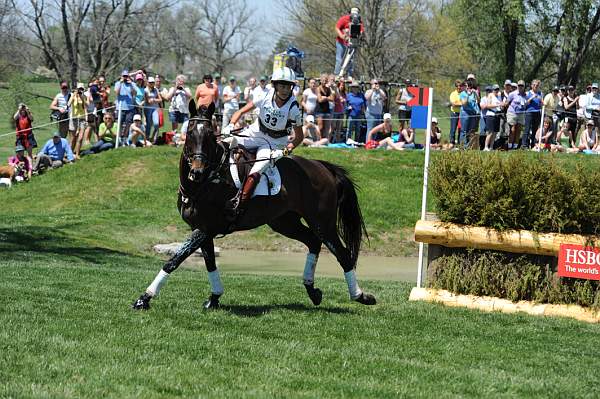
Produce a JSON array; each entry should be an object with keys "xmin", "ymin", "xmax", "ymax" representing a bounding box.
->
[
  {"xmin": 144, "ymin": 107, "xmax": 160, "ymax": 141},
  {"xmin": 459, "ymin": 110, "xmax": 478, "ymax": 148},
  {"xmin": 334, "ymin": 41, "xmax": 354, "ymax": 76},
  {"xmin": 522, "ymin": 111, "xmax": 541, "ymax": 148},
  {"xmin": 449, "ymin": 111, "xmax": 459, "ymax": 144},
  {"xmin": 366, "ymin": 113, "xmax": 382, "ymax": 141},
  {"xmin": 83, "ymin": 139, "xmax": 114, "ymax": 155},
  {"xmin": 347, "ymin": 115, "xmax": 362, "ymax": 141},
  {"xmin": 119, "ymin": 109, "xmax": 135, "ymax": 138}
]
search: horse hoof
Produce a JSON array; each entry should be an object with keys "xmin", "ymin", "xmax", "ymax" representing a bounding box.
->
[
  {"xmin": 354, "ymin": 292, "xmax": 377, "ymax": 305},
  {"xmin": 304, "ymin": 284, "xmax": 323, "ymax": 306},
  {"xmin": 132, "ymin": 293, "xmax": 152, "ymax": 310},
  {"xmin": 203, "ymin": 294, "xmax": 221, "ymax": 310}
]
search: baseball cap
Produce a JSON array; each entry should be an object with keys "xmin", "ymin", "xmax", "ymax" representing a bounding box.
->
[
  {"xmin": 485, "ymin": 86, "xmax": 492, "ymax": 92},
  {"xmin": 492, "ymin": 84, "xmax": 500, "ymax": 90},
  {"xmin": 121, "ymin": 69, "xmax": 129, "ymax": 76},
  {"xmin": 553, "ymin": 86, "xmax": 560, "ymax": 91},
  {"xmin": 15, "ymin": 144, "xmax": 25, "ymax": 152},
  {"xmin": 229, "ymin": 75, "xmax": 236, "ymax": 81},
  {"xmin": 517, "ymin": 80, "xmax": 525, "ymax": 86},
  {"xmin": 568, "ymin": 85, "xmax": 574, "ymax": 90},
  {"xmin": 467, "ymin": 73, "xmax": 476, "ymax": 80},
  {"xmin": 306, "ymin": 115, "xmax": 315, "ymax": 123},
  {"xmin": 432, "ymin": 117, "xmax": 438, "ymax": 124},
  {"xmin": 260, "ymin": 75, "xmax": 268, "ymax": 81},
  {"xmin": 77, "ymin": 82, "xmax": 85, "ymax": 89},
  {"xmin": 511, "ymin": 82, "xmax": 518, "ymax": 88},
  {"xmin": 213, "ymin": 73, "xmax": 221, "ymax": 78},
  {"xmin": 592, "ymin": 83, "xmax": 599, "ymax": 89},
  {"xmin": 135, "ymin": 73, "xmax": 144, "ymax": 81},
  {"xmin": 587, "ymin": 120, "xmax": 595, "ymax": 126},
  {"xmin": 504, "ymin": 79, "xmax": 512, "ymax": 86},
  {"xmin": 383, "ymin": 113, "xmax": 392, "ymax": 120},
  {"xmin": 52, "ymin": 131, "xmax": 61, "ymax": 138},
  {"xmin": 350, "ymin": 7, "xmax": 359, "ymax": 14},
  {"xmin": 133, "ymin": 114, "xmax": 142, "ymax": 121},
  {"xmin": 147, "ymin": 77, "xmax": 155, "ymax": 83}
]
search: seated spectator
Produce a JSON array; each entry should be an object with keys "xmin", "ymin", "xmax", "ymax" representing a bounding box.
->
[
  {"xmin": 33, "ymin": 131, "xmax": 75, "ymax": 173},
  {"xmin": 533, "ymin": 117, "xmax": 554, "ymax": 150},
  {"xmin": 555, "ymin": 118, "xmax": 577, "ymax": 148},
  {"xmin": 81, "ymin": 113, "xmax": 117, "ymax": 155},
  {"xmin": 429, "ymin": 117, "xmax": 442, "ymax": 149},
  {"xmin": 128, "ymin": 114, "xmax": 152, "ymax": 147},
  {"xmin": 377, "ymin": 127, "xmax": 415, "ymax": 150},
  {"xmin": 579, "ymin": 120, "xmax": 597, "ymax": 151},
  {"xmin": 8, "ymin": 145, "xmax": 32, "ymax": 181},
  {"xmin": 366, "ymin": 112, "xmax": 393, "ymax": 142},
  {"xmin": 302, "ymin": 115, "xmax": 329, "ymax": 147},
  {"xmin": 14, "ymin": 103, "xmax": 36, "ymax": 159}
]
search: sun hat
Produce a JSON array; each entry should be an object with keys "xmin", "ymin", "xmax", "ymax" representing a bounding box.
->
[
  {"xmin": 432, "ymin": 117, "xmax": 438, "ymax": 124},
  {"xmin": 306, "ymin": 115, "xmax": 315, "ymax": 123},
  {"xmin": 133, "ymin": 114, "xmax": 142, "ymax": 121},
  {"xmin": 511, "ymin": 82, "xmax": 518, "ymax": 88},
  {"xmin": 383, "ymin": 113, "xmax": 392, "ymax": 120},
  {"xmin": 592, "ymin": 83, "xmax": 599, "ymax": 89},
  {"xmin": 52, "ymin": 131, "xmax": 61, "ymax": 138},
  {"xmin": 504, "ymin": 79, "xmax": 512, "ymax": 86},
  {"xmin": 147, "ymin": 77, "xmax": 155, "ymax": 83}
]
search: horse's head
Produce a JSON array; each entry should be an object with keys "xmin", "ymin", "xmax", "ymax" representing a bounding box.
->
[{"xmin": 183, "ymin": 100, "xmax": 217, "ymax": 182}]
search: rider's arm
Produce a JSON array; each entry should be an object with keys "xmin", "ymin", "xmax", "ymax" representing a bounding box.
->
[
  {"xmin": 229, "ymin": 101, "xmax": 255, "ymax": 126},
  {"xmin": 289, "ymin": 125, "xmax": 303, "ymax": 149}
]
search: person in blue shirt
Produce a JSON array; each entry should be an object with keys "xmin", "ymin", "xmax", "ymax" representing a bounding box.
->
[
  {"xmin": 522, "ymin": 79, "xmax": 543, "ymax": 149},
  {"xmin": 345, "ymin": 81, "xmax": 366, "ymax": 142},
  {"xmin": 33, "ymin": 131, "xmax": 75, "ymax": 173},
  {"xmin": 458, "ymin": 82, "xmax": 480, "ymax": 148},
  {"xmin": 114, "ymin": 69, "xmax": 137, "ymax": 140}
]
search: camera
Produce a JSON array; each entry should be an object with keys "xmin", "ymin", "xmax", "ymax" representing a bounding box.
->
[
  {"xmin": 349, "ymin": 9, "xmax": 361, "ymax": 40},
  {"xmin": 177, "ymin": 86, "xmax": 183, "ymax": 90}
]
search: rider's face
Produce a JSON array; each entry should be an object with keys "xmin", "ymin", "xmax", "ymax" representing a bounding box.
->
[{"xmin": 275, "ymin": 83, "xmax": 293, "ymax": 98}]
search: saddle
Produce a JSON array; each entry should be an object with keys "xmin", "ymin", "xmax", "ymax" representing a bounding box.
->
[
  {"xmin": 228, "ymin": 145, "xmax": 282, "ymax": 197},
  {"xmin": 230, "ymin": 145, "xmax": 255, "ymax": 184}
]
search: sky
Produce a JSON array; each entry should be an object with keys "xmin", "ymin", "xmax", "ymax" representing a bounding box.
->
[{"xmin": 246, "ymin": 0, "xmax": 286, "ymax": 52}]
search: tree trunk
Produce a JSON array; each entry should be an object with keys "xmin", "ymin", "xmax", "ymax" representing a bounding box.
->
[{"xmin": 503, "ymin": 18, "xmax": 518, "ymax": 81}]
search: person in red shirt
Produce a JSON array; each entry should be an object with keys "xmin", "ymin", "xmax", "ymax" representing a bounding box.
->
[
  {"xmin": 334, "ymin": 7, "xmax": 364, "ymax": 78},
  {"xmin": 13, "ymin": 103, "xmax": 37, "ymax": 158}
]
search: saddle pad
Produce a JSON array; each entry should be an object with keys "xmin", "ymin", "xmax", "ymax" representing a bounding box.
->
[{"xmin": 229, "ymin": 154, "xmax": 282, "ymax": 197}]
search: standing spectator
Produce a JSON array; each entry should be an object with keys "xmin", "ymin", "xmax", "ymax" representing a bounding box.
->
[
  {"xmin": 133, "ymin": 73, "xmax": 146, "ymax": 117},
  {"xmin": 195, "ymin": 74, "xmax": 219, "ymax": 108},
  {"xmin": 33, "ymin": 132, "xmax": 75, "ymax": 173},
  {"xmin": 251, "ymin": 76, "xmax": 270, "ymax": 123},
  {"xmin": 334, "ymin": 7, "xmax": 364, "ymax": 78},
  {"xmin": 522, "ymin": 79, "xmax": 543, "ymax": 148},
  {"xmin": 115, "ymin": 69, "xmax": 137, "ymax": 141},
  {"xmin": 316, "ymin": 74, "xmax": 334, "ymax": 140},
  {"xmin": 97, "ymin": 75, "xmax": 111, "ymax": 119},
  {"xmin": 144, "ymin": 76, "xmax": 162, "ymax": 143},
  {"xmin": 482, "ymin": 85, "xmax": 503, "ymax": 151},
  {"xmin": 8, "ymin": 145, "xmax": 32, "ymax": 181},
  {"xmin": 448, "ymin": 80, "xmax": 463, "ymax": 146},
  {"xmin": 587, "ymin": 83, "xmax": 600, "ymax": 129},
  {"xmin": 301, "ymin": 78, "xmax": 318, "ymax": 119},
  {"xmin": 244, "ymin": 77, "xmax": 257, "ymax": 102},
  {"xmin": 345, "ymin": 81, "xmax": 366, "ymax": 142},
  {"xmin": 562, "ymin": 85, "xmax": 579, "ymax": 147},
  {"xmin": 164, "ymin": 74, "xmax": 192, "ymax": 133},
  {"xmin": 395, "ymin": 80, "xmax": 413, "ymax": 131},
  {"xmin": 222, "ymin": 76, "xmax": 241, "ymax": 127},
  {"xmin": 543, "ymin": 86, "xmax": 561, "ymax": 139},
  {"xmin": 506, "ymin": 80, "xmax": 527, "ymax": 149},
  {"xmin": 331, "ymin": 80, "xmax": 347, "ymax": 142},
  {"xmin": 576, "ymin": 86, "xmax": 589, "ymax": 139},
  {"xmin": 13, "ymin": 103, "xmax": 36, "ymax": 159},
  {"xmin": 365, "ymin": 79, "xmax": 386, "ymax": 142},
  {"xmin": 81, "ymin": 113, "xmax": 117, "ymax": 155},
  {"xmin": 69, "ymin": 82, "xmax": 89, "ymax": 157},
  {"xmin": 50, "ymin": 81, "xmax": 71, "ymax": 138},
  {"xmin": 458, "ymin": 81, "xmax": 480, "ymax": 148},
  {"xmin": 214, "ymin": 73, "xmax": 223, "ymax": 114},
  {"xmin": 497, "ymin": 80, "xmax": 513, "ymax": 147}
]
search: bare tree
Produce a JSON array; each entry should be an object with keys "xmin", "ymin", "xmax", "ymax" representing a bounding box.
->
[{"xmin": 196, "ymin": 0, "xmax": 256, "ymax": 75}]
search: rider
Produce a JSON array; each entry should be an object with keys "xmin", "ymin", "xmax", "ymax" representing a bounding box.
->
[{"xmin": 222, "ymin": 67, "xmax": 303, "ymax": 219}]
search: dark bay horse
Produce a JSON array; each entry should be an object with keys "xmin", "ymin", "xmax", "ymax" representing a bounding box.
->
[{"xmin": 133, "ymin": 101, "xmax": 376, "ymax": 310}]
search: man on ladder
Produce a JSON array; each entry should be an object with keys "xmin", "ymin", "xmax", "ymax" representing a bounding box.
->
[{"xmin": 334, "ymin": 7, "xmax": 364, "ymax": 80}]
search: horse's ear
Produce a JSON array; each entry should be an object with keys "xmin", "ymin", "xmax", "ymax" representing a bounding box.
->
[
  {"xmin": 205, "ymin": 102, "xmax": 215, "ymax": 120},
  {"xmin": 189, "ymin": 99, "xmax": 198, "ymax": 118}
]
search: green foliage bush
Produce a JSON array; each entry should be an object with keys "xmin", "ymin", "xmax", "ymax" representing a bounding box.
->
[
  {"xmin": 430, "ymin": 151, "xmax": 600, "ymax": 235},
  {"xmin": 428, "ymin": 251, "xmax": 600, "ymax": 309}
]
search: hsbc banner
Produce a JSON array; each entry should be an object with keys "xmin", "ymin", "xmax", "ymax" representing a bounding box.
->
[{"xmin": 557, "ymin": 244, "xmax": 600, "ymax": 280}]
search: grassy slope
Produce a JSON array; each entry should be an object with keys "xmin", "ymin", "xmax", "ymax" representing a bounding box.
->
[{"xmin": 0, "ymin": 146, "xmax": 424, "ymax": 256}]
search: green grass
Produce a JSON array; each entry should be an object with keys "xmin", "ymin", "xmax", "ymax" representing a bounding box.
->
[{"xmin": 2, "ymin": 254, "xmax": 600, "ymax": 398}]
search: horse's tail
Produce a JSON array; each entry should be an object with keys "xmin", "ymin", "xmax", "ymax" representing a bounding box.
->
[{"xmin": 317, "ymin": 160, "xmax": 368, "ymax": 267}]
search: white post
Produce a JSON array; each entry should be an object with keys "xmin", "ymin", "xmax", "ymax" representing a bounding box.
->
[
  {"xmin": 115, "ymin": 102, "xmax": 122, "ymax": 149},
  {"xmin": 416, "ymin": 87, "xmax": 434, "ymax": 288},
  {"xmin": 538, "ymin": 105, "xmax": 545, "ymax": 149}
]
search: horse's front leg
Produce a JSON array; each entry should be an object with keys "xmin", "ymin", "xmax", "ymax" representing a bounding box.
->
[
  {"xmin": 132, "ymin": 229, "xmax": 208, "ymax": 310},
  {"xmin": 199, "ymin": 238, "xmax": 223, "ymax": 309}
]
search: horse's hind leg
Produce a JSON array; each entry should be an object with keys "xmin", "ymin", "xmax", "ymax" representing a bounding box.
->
[
  {"xmin": 268, "ymin": 212, "xmax": 323, "ymax": 306},
  {"xmin": 132, "ymin": 229, "xmax": 208, "ymax": 310},
  {"xmin": 321, "ymin": 230, "xmax": 376, "ymax": 305},
  {"xmin": 199, "ymin": 238, "xmax": 223, "ymax": 309}
]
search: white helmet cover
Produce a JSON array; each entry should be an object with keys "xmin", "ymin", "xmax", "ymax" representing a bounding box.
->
[{"xmin": 271, "ymin": 67, "xmax": 296, "ymax": 84}]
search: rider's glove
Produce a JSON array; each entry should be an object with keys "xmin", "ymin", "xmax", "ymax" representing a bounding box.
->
[{"xmin": 221, "ymin": 123, "xmax": 234, "ymax": 137}]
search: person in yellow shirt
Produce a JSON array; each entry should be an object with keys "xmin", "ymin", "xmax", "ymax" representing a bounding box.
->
[
  {"xmin": 68, "ymin": 82, "xmax": 90, "ymax": 158},
  {"xmin": 543, "ymin": 86, "xmax": 561, "ymax": 138},
  {"xmin": 449, "ymin": 79, "xmax": 464, "ymax": 145}
]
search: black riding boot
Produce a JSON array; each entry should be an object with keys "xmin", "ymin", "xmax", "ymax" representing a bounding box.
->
[{"xmin": 224, "ymin": 172, "xmax": 261, "ymax": 223}]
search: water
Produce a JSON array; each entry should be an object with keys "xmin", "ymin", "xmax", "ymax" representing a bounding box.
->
[{"xmin": 184, "ymin": 250, "xmax": 418, "ymax": 282}]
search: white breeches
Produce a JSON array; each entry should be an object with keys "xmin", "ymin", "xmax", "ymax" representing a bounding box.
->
[{"xmin": 235, "ymin": 129, "xmax": 289, "ymax": 175}]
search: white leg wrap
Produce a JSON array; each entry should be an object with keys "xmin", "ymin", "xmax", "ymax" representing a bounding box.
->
[
  {"xmin": 303, "ymin": 253, "xmax": 319, "ymax": 285},
  {"xmin": 344, "ymin": 270, "xmax": 363, "ymax": 300},
  {"xmin": 146, "ymin": 270, "xmax": 169, "ymax": 297},
  {"xmin": 208, "ymin": 269, "xmax": 224, "ymax": 295}
]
